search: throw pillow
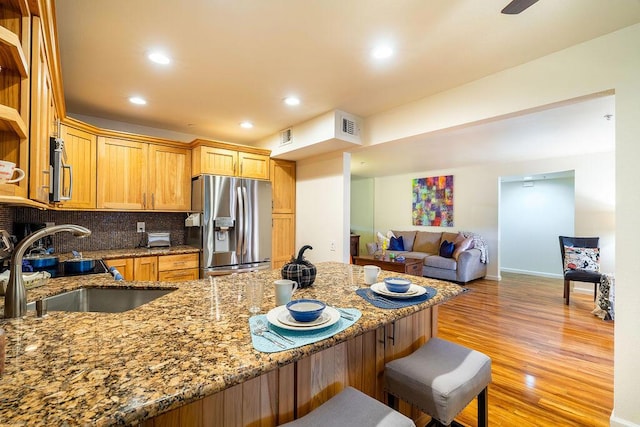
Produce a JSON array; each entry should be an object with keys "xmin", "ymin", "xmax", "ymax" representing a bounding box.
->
[
  {"xmin": 439, "ymin": 240, "xmax": 455, "ymax": 258},
  {"xmin": 376, "ymin": 230, "xmax": 395, "ymax": 250},
  {"xmin": 389, "ymin": 235, "xmax": 405, "ymax": 251},
  {"xmin": 564, "ymin": 246, "xmax": 600, "ymax": 273},
  {"xmin": 452, "ymin": 236, "xmax": 473, "ymax": 260}
]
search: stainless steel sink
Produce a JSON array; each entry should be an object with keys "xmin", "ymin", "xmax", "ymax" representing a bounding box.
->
[{"xmin": 27, "ymin": 287, "xmax": 176, "ymax": 313}]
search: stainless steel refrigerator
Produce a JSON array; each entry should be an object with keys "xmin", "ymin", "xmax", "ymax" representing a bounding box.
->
[{"xmin": 186, "ymin": 175, "xmax": 272, "ymax": 277}]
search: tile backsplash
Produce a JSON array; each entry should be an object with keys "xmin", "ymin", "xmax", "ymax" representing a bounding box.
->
[{"xmin": 6, "ymin": 206, "xmax": 188, "ymax": 253}]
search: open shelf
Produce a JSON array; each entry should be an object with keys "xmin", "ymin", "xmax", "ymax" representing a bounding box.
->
[
  {"xmin": 0, "ymin": 25, "xmax": 29, "ymax": 78},
  {"xmin": 0, "ymin": 103, "xmax": 27, "ymax": 138}
]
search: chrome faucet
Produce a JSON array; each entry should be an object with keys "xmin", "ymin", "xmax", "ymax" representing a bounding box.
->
[{"xmin": 4, "ymin": 224, "xmax": 91, "ymax": 319}]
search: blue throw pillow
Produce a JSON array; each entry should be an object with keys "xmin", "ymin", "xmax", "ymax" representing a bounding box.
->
[
  {"xmin": 439, "ymin": 240, "xmax": 455, "ymax": 258},
  {"xmin": 389, "ymin": 235, "xmax": 405, "ymax": 251}
]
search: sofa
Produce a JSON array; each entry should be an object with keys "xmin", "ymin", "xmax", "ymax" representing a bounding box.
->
[{"xmin": 366, "ymin": 230, "xmax": 487, "ymax": 283}]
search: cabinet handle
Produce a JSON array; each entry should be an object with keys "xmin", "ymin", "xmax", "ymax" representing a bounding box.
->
[
  {"xmin": 152, "ymin": 193, "xmax": 155, "ymax": 209},
  {"xmin": 143, "ymin": 193, "xmax": 146, "ymax": 209}
]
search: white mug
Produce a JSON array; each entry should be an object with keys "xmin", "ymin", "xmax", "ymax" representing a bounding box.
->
[
  {"xmin": 364, "ymin": 265, "xmax": 381, "ymax": 285},
  {"xmin": 274, "ymin": 279, "xmax": 298, "ymax": 306},
  {"xmin": 0, "ymin": 160, "xmax": 25, "ymax": 184}
]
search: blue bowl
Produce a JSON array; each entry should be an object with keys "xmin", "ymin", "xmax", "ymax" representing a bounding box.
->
[
  {"xmin": 383, "ymin": 277, "xmax": 412, "ymax": 293},
  {"xmin": 286, "ymin": 299, "xmax": 326, "ymax": 322}
]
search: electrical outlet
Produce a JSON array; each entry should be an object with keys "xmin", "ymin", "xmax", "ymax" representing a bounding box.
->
[
  {"xmin": 330, "ymin": 241, "xmax": 336, "ymax": 251},
  {"xmin": 137, "ymin": 222, "xmax": 145, "ymax": 233}
]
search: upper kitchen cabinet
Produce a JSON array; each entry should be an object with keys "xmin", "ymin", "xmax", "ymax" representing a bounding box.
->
[
  {"xmin": 97, "ymin": 137, "xmax": 148, "ymax": 210},
  {"xmin": 97, "ymin": 135, "xmax": 191, "ymax": 211},
  {"xmin": 0, "ymin": 0, "xmax": 30, "ymax": 200},
  {"xmin": 191, "ymin": 139, "xmax": 270, "ymax": 180},
  {"xmin": 148, "ymin": 144, "xmax": 191, "ymax": 211},
  {"xmin": 29, "ymin": 15, "xmax": 58, "ymax": 203},
  {"xmin": 56, "ymin": 119, "xmax": 97, "ymax": 209}
]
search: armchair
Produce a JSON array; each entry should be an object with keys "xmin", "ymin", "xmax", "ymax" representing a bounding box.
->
[{"xmin": 559, "ymin": 236, "xmax": 602, "ymax": 305}]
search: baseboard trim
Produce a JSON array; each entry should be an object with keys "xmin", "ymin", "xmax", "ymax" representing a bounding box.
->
[
  {"xmin": 500, "ymin": 267, "xmax": 562, "ymax": 279},
  {"xmin": 610, "ymin": 409, "xmax": 640, "ymax": 427}
]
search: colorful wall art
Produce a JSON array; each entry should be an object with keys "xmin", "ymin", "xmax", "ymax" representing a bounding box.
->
[{"xmin": 412, "ymin": 175, "xmax": 454, "ymax": 226}]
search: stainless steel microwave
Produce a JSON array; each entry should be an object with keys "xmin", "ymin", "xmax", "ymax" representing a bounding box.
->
[{"xmin": 49, "ymin": 135, "xmax": 72, "ymax": 203}]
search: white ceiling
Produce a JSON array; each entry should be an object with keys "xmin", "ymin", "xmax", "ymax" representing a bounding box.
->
[{"xmin": 55, "ymin": 0, "xmax": 640, "ymax": 146}]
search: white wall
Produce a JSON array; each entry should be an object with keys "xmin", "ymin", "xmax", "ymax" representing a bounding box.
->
[
  {"xmin": 295, "ymin": 152, "xmax": 350, "ymax": 264},
  {"xmin": 297, "ymin": 24, "xmax": 639, "ymax": 424},
  {"xmin": 500, "ymin": 177, "xmax": 575, "ymax": 277}
]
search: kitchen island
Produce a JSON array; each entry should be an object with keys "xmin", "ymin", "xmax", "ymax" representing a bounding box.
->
[{"xmin": 0, "ymin": 262, "xmax": 465, "ymax": 426}]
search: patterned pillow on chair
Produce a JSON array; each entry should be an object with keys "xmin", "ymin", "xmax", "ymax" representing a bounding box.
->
[{"xmin": 563, "ymin": 246, "xmax": 600, "ymax": 273}]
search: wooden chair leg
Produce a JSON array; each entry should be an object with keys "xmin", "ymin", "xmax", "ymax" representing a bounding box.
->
[
  {"xmin": 564, "ymin": 279, "xmax": 570, "ymax": 305},
  {"xmin": 478, "ymin": 386, "xmax": 488, "ymax": 427},
  {"xmin": 594, "ymin": 283, "xmax": 598, "ymax": 301}
]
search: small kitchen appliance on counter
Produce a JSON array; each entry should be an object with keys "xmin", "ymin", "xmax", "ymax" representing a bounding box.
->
[{"xmin": 147, "ymin": 232, "xmax": 171, "ymax": 248}]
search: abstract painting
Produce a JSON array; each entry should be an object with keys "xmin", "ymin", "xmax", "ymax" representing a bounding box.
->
[{"xmin": 412, "ymin": 175, "xmax": 454, "ymax": 226}]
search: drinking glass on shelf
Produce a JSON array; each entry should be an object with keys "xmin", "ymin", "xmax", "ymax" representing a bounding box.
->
[{"xmin": 246, "ymin": 278, "xmax": 264, "ymax": 314}]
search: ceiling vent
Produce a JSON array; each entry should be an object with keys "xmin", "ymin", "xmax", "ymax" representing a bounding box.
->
[
  {"xmin": 280, "ymin": 128, "xmax": 293, "ymax": 146},
  {"xmin": 339, "ymin": 112, "xmax": 360, "ymax": 138}
]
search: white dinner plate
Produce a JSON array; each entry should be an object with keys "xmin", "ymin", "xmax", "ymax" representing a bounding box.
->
[
  {"xmin": 267, "ymin": 305, "xmax": 340, "ymax": 331},
  {"xmin": 277, "ymin": 309, "xmax": 332, "ymax": 327},
  {"xmin": 371, "ymin": 282, "xmax": 426, "ymax": 299}
]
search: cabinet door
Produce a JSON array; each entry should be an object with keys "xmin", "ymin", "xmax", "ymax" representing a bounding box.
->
[
  {"xmin": 29, "ymin": 17, "xmax": 56, "ymax": 203},
  {"xmin": 148, "ymin": 145, "xmax": 191, "ymax": 210},
  {"xmin": 158, "ymin": 253, "xmax": 199, "ymax": 271},
  {"xmin": 195, "ymin": 146, "xmax": 237, "ymax": 176},
  {"xmin": 272, "ymin": 213, "xmax": 295, "ymax": 269},
  {"xmin": 239, "ymin": 151, "xmax": 269, "ymax": 180},
  {"xmin": 105, "ymin": 258, "xmax": 134, "ymax": 281},
  {"xmin": 133, "ymin": 256, "xmax": 158, "ymax": 281},
  {"xmin": 58, "ymin": 124, "xmax": 97, "ymax": 209},
  {"xmin": 271, "ymin": 159, "xmax": 295, "ymax": 214},
  {"xmin": 97, "ymin": 137, "xmax": 148, "ymax": 209},
  {"xmin": 159, "ymin": 269, "xmax": 199, "ymax": 282}
]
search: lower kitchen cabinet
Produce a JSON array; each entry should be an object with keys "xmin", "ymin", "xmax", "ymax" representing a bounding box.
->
[{"xmin": 106, "ymin": 253, "xmax": 199, "ymax": 282}]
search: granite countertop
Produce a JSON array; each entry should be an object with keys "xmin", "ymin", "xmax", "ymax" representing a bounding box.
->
[
  {"xmin": 0, "ymin": 262, "xmax": 465, "ymax": 426},
  {"xmin": 56, "ymin": 245, "xmax": 200, "ymax": 262}
]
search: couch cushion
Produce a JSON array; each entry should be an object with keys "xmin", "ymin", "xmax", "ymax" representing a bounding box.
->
[
  {"xmin": 413, "ymin": 231, "xmax": 442, "ymax": 254},
  {"xmin": 441, "ymin": 232, "xmax": 461, "ymax": 245},
  {"xmin": 424, "ymin": 255, "xmax": 457, "ymax": 270},
  {"xmin": 401, "ymin": 251, "xmax": 429, "ymax": 261},
  {"xmin": 392, "ymin": 230, "xmax": 417, "ymax": 251}
]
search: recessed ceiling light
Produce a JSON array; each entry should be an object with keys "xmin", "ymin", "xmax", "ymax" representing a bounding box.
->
[
  {"xmin": 240, "ymin": 121, "xmax": 254, "ymax": 129},
  {"xmin": 284, "ymin": 96, "xmax": 301, "ymax": 106},
  {"xmin": 148, "ymin": 51, "xmax": 171, "ymax": 65},
  {"xmin": 129, "ymin": 96, "xmax": 147, "ymax": 105},
  {"xmin": 371, "ymin": 45, "xmax": 393, "ymax": 59}
]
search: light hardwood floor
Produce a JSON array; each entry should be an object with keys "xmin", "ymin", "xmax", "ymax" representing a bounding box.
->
[{"xmin": 436, "ymin": 272, "xmax": 613, "ymax": 427}]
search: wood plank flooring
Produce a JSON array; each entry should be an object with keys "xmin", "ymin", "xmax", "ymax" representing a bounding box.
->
[{"xmin": 436, "ymin": 272, "xmax": 613, "ymax": 427}]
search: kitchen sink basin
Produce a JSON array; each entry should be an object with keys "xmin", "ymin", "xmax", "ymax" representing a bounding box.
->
[{"xmin": 27, "ymin": 287, "xmax": 176, "ymax": 313}]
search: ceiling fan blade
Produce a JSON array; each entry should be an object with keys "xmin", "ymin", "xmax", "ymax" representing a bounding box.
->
[{"xmin": 501, "ymin": 0, "xmax": 539, "ymax": 14}]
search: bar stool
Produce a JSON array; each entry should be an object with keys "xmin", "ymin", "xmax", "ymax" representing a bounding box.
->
[
  {"xmin": 278, "ymin": 386, "xmax": 415, "ymax": 427},
  {"xmin": 385, "ymin": 338, "xmax": 492, "ymax": 427}
]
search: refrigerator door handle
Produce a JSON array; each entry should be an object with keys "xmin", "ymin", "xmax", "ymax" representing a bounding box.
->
[
  {"xmin": 236, "ymin": 186, "xmax": 244, "ymax": 256},
  {"xmin": 242, "ymin": 186, "xmax": 249, "ymax": 256}
]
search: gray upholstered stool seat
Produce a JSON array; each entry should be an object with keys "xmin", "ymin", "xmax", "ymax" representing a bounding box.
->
[
  {"xmin": 278, "ymin": 386, "xmax": 415, "ymax": 427},
  {"xmin": 385, "ymin": 338, "xmax": 492, "ymax": 427}
]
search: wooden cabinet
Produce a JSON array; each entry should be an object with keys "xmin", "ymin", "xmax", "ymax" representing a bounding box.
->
[
  {"xmin": 191, "ymin": 139, "xmax": 270, "ymax": 180},
  {"xmin": 148, "ymin": 145, "xmax": 191, "ymax": 211},
  {"xmin": 97, "ymin": 137, "xmax": 191, "ymax": 211},
  {"xmin": 29, "ymin": 15, "xmax": 58, "ymax": 203},
  {"xmin": 133, "ymin": 256, "xmax": 158, "ymax": 281},
  {"xmin": 158, "ymin": 253, "xmax": 199, "ymax": 281},
  {"xmin": 97, "ymin": 137, "xmax": 147, "ymax": 209},
  {"xmin": 106, "ymin": 253, "xmax": 199, "ymax": 282},
  {"xmin": 104, "ymin": 258, "xmax": 134, "ymax": 281},
  {"xmin": 0, "ymin": 0, "xmax": 30, "ymax": 200},
  {"xmin": 271, "ymin": 159, "xmax": 296, "ymax": 269},
  {"xmin": 57, "ymin": 122, "xmax": 97, "ymax": 209}
]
